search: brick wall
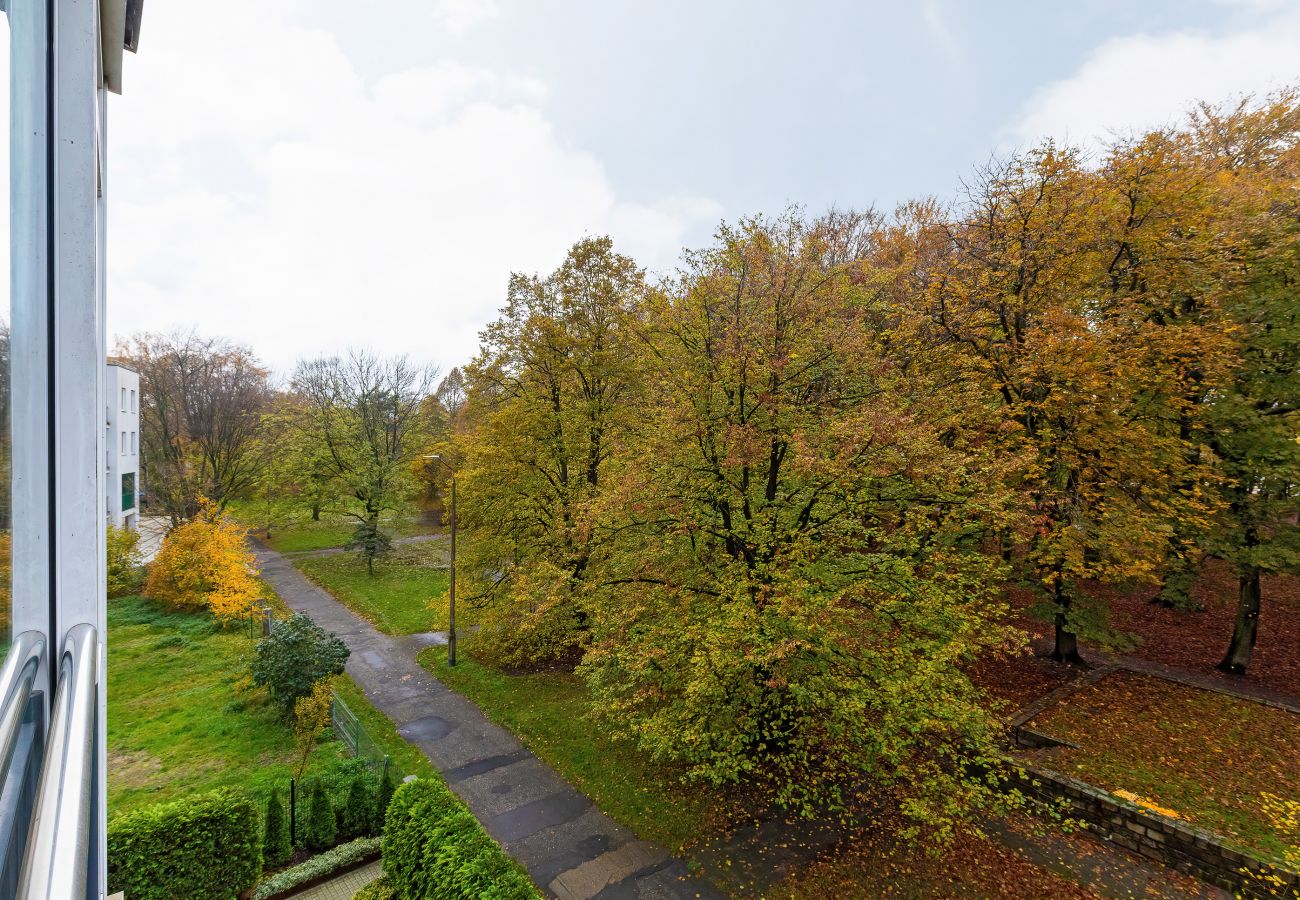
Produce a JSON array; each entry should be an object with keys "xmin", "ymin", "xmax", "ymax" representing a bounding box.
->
[{"xmin": 1009, "ymin": 764, "xmax": 1299, "ymax": 898}]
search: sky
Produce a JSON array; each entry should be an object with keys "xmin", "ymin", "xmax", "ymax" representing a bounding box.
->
[{"xmin": 3, "ymin": 0, "xmax": 1300, "ymax": 376}]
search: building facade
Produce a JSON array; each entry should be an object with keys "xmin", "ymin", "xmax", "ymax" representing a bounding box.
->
[{"xmin": 106, "ymin": 363, "xmax": 141, "ymax": 529}]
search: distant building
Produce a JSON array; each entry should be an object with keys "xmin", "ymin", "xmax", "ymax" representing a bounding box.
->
[{"xmin": 106, "ymin": 362, "xmax": 141, "ymax": 529}]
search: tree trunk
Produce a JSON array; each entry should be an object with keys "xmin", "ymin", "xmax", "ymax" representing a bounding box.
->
[
  {"xmin": 311, "ymin": 503, "xmax": 321, "ymax": 522},
  {"xmin": 1218, "ymin": 567, "xmax": 1261, "ymax": 675},
  {"xmin": 1051, "ymin": 582, "xmax": 1084, "ymax": 664}
]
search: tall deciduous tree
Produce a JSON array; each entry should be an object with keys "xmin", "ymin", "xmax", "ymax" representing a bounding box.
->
[
  {"xmin": 457, "ymin": 237, "xmax": 645, "ymax": 666},
  {"xmin": 583, "ymin": 211, "xmax": 1023, "ymax": 831},
  {"xmin": 291, "ymin": 351, "xmax": 436, "ymax": 565},
  {"xmin": 120, "ymin": 331, "xmax": 273, "ymax": 524}
]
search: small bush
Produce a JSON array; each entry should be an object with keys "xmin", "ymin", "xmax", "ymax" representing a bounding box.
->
[
  {"xmin": 264, "ymin": 786, "xmax": 292, "ymax": 868},
  {"xmin": 107, "ymin": 788, "xmax": 262, "ymax": 900},
  {"xmin": 144, "ymin": 499, "xmax": 262, "ymax": 621},
  {"xmin": 353, "ymin": 874, "xmax": 398, "ymax": 900},
  {"xmin": 301, "ymin": 779, "xmax": 337, "ymax": 852},
  {"xmin": 107, "ymin": 524, "xmax": 145, "ymax": 597},
  {"xmin": 383, "ymin": 778, "xmax": 539, "ymax": 899},
  {"xmin": 252, "ymin": 614, "xmax": 350, "ymax": 718},
  {"xmin": 251, "ymin": 836, "xmax": 381, "ymax": 900},
  {"xmin": 340, "ymin": 775, "xmax": 376, "ymax": 841}
]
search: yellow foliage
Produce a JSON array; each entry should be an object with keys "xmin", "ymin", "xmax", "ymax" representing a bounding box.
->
[
  {"xmin": 292, "ymin": 676, "xmax": 335, "ymax": 780},
  {"xmin": 1112, "ymin": 789, "xmax": 1182, "ymax": 820},
  {"xmin": 144, "ymin": 498, "xmax": 262, "ymax": 622}
]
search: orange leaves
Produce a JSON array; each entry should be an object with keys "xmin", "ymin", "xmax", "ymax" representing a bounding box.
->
[{"xmin": 144, "ymin": 498, "xmax": 262, "ymax": 623}]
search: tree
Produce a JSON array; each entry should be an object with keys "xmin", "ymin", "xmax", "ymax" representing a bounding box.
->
[
  {"xmin": 345, "ymin": 519, "xmax": 393, "ymax": 577},
  {"xmin": 263, "ymin": 787, "xmax": 292, "ymax": 868},
  {"xmin": 457, "ymin": 237, "xmax": 646, "ymax": 666},
  {"xmin": 291, "ymin": 350, "xmax": 435, "ymax": 564},
  {"xmin": 435, "ymin": 367, "xmax": 467, "ymax": 428},
  {"xmin": 292, "ymin": 677, "xmax": 335, "ymax": 780},
  {"xmin": 107, "ymin": 524, "xmax": 144, "ymax": 597},
  {"xmin": 251, "ymin": 614, "xmax": 350, "ymax": 718},
  {"xmin": 583, "ymin": 211, "xmax": 1024, "ymax": 831},
  {"xmin": 300, "ymin": 779, "xmax": 336, "ymax": 851},
  {"xmin": 1188, "ymin": 91, "xmax": 1300, "ymax": 673},
  {"xmin": 906, "ymin": 142, "xmax": 1229, "ymax": 662},
  {"xmin": 340, "ymin": 775, "xmax": 376, "ymax": 840},
  {"xmin": 143, "ymin": 499, "xmax": 263, "ymax": 622},
  {"xmin": 118, "ymin": 330, "xmax": 272, "ymax": 524}
]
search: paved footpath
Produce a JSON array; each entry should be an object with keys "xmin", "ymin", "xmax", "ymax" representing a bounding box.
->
[{"xmin": 253, "ymin": 543, "xmax": 722, "ymax": 900}]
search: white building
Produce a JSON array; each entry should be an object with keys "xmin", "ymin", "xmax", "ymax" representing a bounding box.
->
[{"xmin": 106, "ymin": 362, "xmax": 141, "ymax": 529}]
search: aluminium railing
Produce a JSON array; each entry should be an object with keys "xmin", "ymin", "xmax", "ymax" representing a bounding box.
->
[
  {"xmin": 0, "ymin": 633, "xmax": 45, "ymax": 779},
  {"xmin": 16, "ymin": 624, "xmax": 98, "ymax": 900}
]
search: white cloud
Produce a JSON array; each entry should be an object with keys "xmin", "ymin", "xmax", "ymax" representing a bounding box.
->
[
  {"xmin": 105, "ymin": 2, "xmax": 720, "ymax": 374},
  {"xmin": 1002, "ymin": 6, "xmax": 1300, "ymax": 149},
  {"xmin": 431, "ymin": 0, "xmax": 500, "ymax": 36}
]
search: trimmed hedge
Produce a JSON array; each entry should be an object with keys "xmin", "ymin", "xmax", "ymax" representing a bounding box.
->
[
  {"xmin": 383, "ymin": 779, "xmax": 540, "ymax": 899},
  {"xmin": 251, "ymin": 836, "xmax": 381, "ymax": 900},
  {"xmin": 107, "ymin": 788, "xmax": 262, "ymax": 900},
  {"xmin": 354, "ymin": 875, "xmax": 398, "ymax": 900}
]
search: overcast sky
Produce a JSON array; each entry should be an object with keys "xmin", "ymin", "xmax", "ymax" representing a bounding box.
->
[{"xmin": 4, "ymin": 0, "xmax": 1300, "ymax": 376}]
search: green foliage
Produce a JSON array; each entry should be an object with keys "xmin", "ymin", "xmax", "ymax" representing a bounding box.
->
[
  {"xmin": 294, "ymin": 542, "xmax": 451, "ymax": 635},
  {"xmin": 340, "ymin": 775, "xmax": 376, "ymax": 840},
  {"xmin": 107, "ymin": 788, "xmax": 263, "ymax": 900},
  {"xmin": 382, "ymin": 778, "xmax": 540, "ymax": 899},
  {"xmin": 107, "ymin": 524, "xmax": 145, "ymax": 597},
  {"xmin": 251, "ymin": 613, "xmax": 350, "ymax": 718},
  {"xmin": 251, "ymin": 836, "xmax": 381, "ymax": 900},
  {"xmin": 300, "ymin": 778, "xmax": 338, "ymax": 852},
  {"xmin": 346, "ymin": 520, "xmax": 394, "ymax": 577},
  {"xmin": 264, "ymin": 786, "xmax": 292, "ymax": 868},
  {"xmin": 374, "ymin": 767, "xmax": 397, "ymax": 834},
  {"xmin": 353, "ymin": 875, "xmax": 398, "ymax": 900}
]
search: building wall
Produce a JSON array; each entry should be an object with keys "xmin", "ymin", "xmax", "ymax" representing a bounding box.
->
[{"xmin": 106, "ymin": 363, "xmax": 141, "ymax": 529}]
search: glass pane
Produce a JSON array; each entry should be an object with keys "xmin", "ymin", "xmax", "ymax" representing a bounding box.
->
[{"xmin": 0, "ymin": 11, "xmax": 10, "ymax": 664}]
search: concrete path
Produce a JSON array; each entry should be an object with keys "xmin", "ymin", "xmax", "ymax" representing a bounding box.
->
[
  {"xmin": 253, "ymin": 543, "xmax": 721, "ymax": 900},
  {"xmin": 292, "ymin": 859, "xmax": 384, "ymax": 900}
]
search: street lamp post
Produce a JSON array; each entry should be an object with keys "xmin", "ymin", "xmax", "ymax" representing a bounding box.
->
[{"xmin": 424, "ymin": 455, "xmax": 457, "ymax": 666}]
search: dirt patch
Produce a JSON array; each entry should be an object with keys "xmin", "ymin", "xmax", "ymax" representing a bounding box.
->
[{"xmin": 107, "ymin": 748, "xmax": 163, "ymax": 790}]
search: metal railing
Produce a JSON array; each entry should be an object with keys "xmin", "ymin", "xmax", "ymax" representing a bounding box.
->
[
  {"xmin": 16, "ymin": 624, "xmax": 98, "ymax": 900},
  {"xmin": 0, "ymin": 633, "xmax": 45, "ymax": 778}
]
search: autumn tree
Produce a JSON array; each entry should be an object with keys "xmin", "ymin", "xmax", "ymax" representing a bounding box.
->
[
  {"xmin": 291, "ymin": 350, "xmax": 436, "ymax": 570},
  {"xmin": 582, "ymin": 211, "xmax": 1024, "ymax": 831},
  {"xmin": 907, "ymin": 143, "xmax": 1229, "ymax": 662},
  {"xmin": 119, "ymin": 330, "xmax": 273, "ymax": 524},
  {"xmin": 143, "ymin": 499, "xmax": 263, "ymax": 622},
  {"xmin": 457, "ymin": 237, "xmax": 646, "ymax": 666}
]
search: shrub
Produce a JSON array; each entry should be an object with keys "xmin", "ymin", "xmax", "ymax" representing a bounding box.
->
[
  {"xmin": 293, "ymin": 677, "xmax": 336, "ymax": 777},
  {"xmin": 264, "ymin": 786, "xmax": 292, "ymax": 868},
  {"xmin": 353, "ymin": 875, "xmax": 398, "ymax": 900},
  {"xmin": 144, "ymin": 499, "xmax": 262, "ymax": 621},
  {"xmin": 383, "ymin": 778, "xmax": 539, "ymax": 899},
  {"xmin": 301, "ymin": 779, "xmax": 337, "ymax": 852},
  {"xmin": 346, "ymin": 520, "xmax": 393, "ymax": 577},
  {"xmin": 107, "ymin": 788, "xmax": 262, "ymax": 900},
  {"xmin": 250, "ymin": 836, "xmax": 381, "ymax": 900},
  {"xmin": 374, "ymin": 767, "xmax": 397, "ymax": 834},
  {"xmin": 252, "ymin": 613, "xmax": 350, "ymax": 718},
  {"xmin": 107, "ymin": 524, "xmax": 145, "ymax": 597},
  {"xmin": 340, "ymin": 775, "xmax": 376, "ymax": 841}
]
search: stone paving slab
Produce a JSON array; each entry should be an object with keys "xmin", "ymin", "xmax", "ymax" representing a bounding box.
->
[
  {"xmin": 550, "ymin": 841, "xmax": 669, "ymax": 900},
  {"xmin": 292, "ymin": 859, "xmax": 384, "ymax": 900},
  {"xmin": 253, "ymin": 542, "xmax": 720, "ymax": 900}
]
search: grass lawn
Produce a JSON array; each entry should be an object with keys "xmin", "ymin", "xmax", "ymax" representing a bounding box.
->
[
  {"xmin": 294, "ymin": 542, "xmax": 454, "ymax": 635},
  {"xmin": 1024, "ymin": 670, "xmax": 1300, "ymax": 861},
  {"xmin": 107, "ymin": 595, "xmax": 347, "ymax": 817},
  {"xmin": 419, "ymin": 648, "xmax": 736, "ymax": 852}
]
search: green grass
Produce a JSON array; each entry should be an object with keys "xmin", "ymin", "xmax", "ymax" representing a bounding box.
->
[
  {"xmin": 1027, "ymin": 670, "xmax": 1300, "ymax": 861},
  {"xmin": 419, "ymin": 648, "xmax": 734, "ymax": 852},
  {"xmin": 106, "ymin": 595, "xmax": 347, "ymax": 818},
  {"xmin": 265, "ymin": 524, "xmax": 356, "ymax": 554},
  {"xmin": 294, "ymin": 542, "xmax": 455, "ymax": 635},
  {"xmin": 333, "ymin": 677, "xmax": 437, "ymax": 781}
]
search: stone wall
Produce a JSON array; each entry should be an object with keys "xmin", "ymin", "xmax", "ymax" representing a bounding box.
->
[{"xmin": 1009, "ymin": 764, "xmax": 1299, "ymax": 898}]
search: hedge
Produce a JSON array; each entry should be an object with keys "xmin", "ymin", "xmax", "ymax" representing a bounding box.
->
[
  {"xmin": 251, "ymin": 836, "xmax": 381, "ymax": 900},
  {"xmin": 382, "ymin": 779, "xmax": 540, "ymax": 899},
  {"xmin": 107, "ymin": 788, "xmax": 262, "ymax": 900}
]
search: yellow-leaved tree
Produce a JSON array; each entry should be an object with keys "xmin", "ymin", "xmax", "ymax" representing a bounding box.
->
[{"xmin": 144, "ymin": 498, "xmax": 262, "ymax": 622}]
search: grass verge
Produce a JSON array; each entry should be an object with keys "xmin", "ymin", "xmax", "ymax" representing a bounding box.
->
[
  {"xmin": 418, "ymin": 648, "xmax": 734, "ymax": 852},
  {"xmin": 294, "ymin": 542, "xmax": 453, "ymax": 635}
]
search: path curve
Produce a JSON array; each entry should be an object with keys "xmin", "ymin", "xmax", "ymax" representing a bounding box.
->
[{"xmin": 253, "ymin": 540, "xmax": 721, "ymax": 900}]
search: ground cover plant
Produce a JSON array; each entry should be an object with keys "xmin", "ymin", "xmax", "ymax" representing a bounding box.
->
[
  {"xmin": 294, "ymin": 540, "xmax": 453, "ymax": 634},
  {"xmin": 1023, "ymin": 670, "xmax": 1300, "ymax": 860}
]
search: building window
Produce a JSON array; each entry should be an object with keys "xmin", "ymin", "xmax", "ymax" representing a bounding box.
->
[
  {"xmin": 122, "ymin": 472, "xmax": 136, "ymax": 512},
  {"xmin": 121, "ymin": 431, "xmax": 127, "ymax": 454},
  {"xmin": 131, "ymin": 431, "xmax": 137, "ymax": 454},
  {"xmin": 130, "ymin": 388, "xmax": 136, "ymax": 412},
  {"xmin": 121, "ymin": 386, "xmax": 127, "ymax": 411}
]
